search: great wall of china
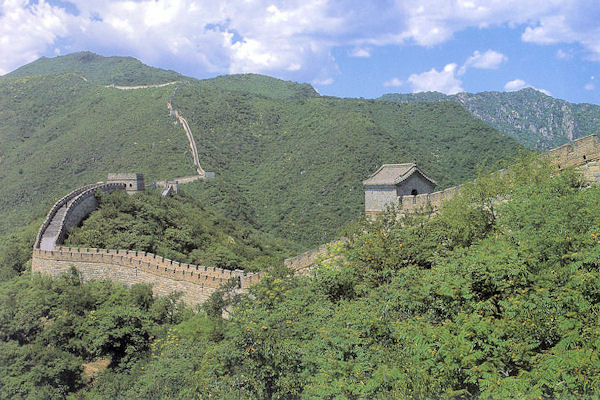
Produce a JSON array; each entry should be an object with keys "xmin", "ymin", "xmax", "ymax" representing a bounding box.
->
[
  {"xmin": 285, "ymin": 134, "xmax": 600, "ymax": 270},
  {"xmin": 31, "ymin": 82, "xmax": 223, "ymax": 304},
  {"xmin": 31, "ymin": 181, "xmax": 261, "ymax": 304},
  {"xmin": 30, "ymin": 116, "xmax": 600, "ymax": 304}
]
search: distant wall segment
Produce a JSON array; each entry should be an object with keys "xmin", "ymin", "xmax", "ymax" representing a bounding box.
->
[{"xmin": 363, "ymin": 134, "xmax": 600, "ymax": 217}]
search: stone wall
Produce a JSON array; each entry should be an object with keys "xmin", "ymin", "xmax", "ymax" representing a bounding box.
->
[
  {"xmin": 364, "ymin": 185, "xmax": 399, "ymax": 214},
  {"xmin": 32, "ymin": 181, "xmax": 263, "ymax": 305},
  {"xmin": 396, "ymin": 172, "xmax": 437, "ymax": 196},
  {"xmin": 34, "ymin": 184, "xmax": 100, "ymax": 249},
  {"xmin": 375, "ymin": 134, "xmax": 600, "ymax": 216},
  {"xmin": 283, "ymin": 239, "xmax": 347, "ymax": 272},
  {"xmin": 32, "ymin": 247, "xmax": 261, "ymax": 305},
  {"xmin": 32, "ymin": 255, "xmax": 214, "ymax": 305},
  {"xmin": 57, "ymin": 183, "xmax": 126, "ymax": 245}
]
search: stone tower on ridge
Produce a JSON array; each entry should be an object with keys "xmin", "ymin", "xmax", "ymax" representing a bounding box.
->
[{"xmin": 107, "ymin": 173, "xmax": 145, "ymax": 194}]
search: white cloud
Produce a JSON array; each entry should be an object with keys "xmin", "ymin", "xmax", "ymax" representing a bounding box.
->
[
  {"xmin": 383, "ymin": 77, "xmax": 403, "ymax": 87},
  {"xmin": 1, "ymin": 0, "xmax": 600, "ymax": 85},
  {"xmin": 407, "ymin": 63, "xmax": 463, "ymax": 94},
  {"xmin": 521, "ymin": 4, "xmax": 600, "ymax": 61},
  {"xmin": 0, "ymin": 0, "xmax": 74, "ymax": 74},
  {"xmin": 584, "ymin": 82, "xmax": 595, "ymax": 91},
  {"xmin": 504, "ymin": 78, "xmax": 551, "ymax": 95},
  {"xmin": 504, "ymin": 79, "xmax": 527, "ymax": 91},
  {"xmin": 462, "ymin": 49, "xmax": 507, "ymax": 71},
  {"xmin": 349, "ymin": 47, "xmax": 371, "ymax": 58}
]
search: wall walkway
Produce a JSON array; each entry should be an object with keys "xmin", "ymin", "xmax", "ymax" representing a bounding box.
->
[
  {"xmin": 294, "ymin": 134, "xmax": 600, "ymax": 270},
  {"xmin": 386, "ymin": 134, "xmax": 600, "ymax": 216},
  {"xmin": 32, "ymin": 182, "xmax": 261, "ymax": 305}
]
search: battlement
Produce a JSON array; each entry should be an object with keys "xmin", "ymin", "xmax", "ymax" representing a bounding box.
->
[
  {"xmin": 33, "ymin": 177, "xmax": 264, "ymax": 305},
  {"xmin": 545, "ymin": 135, "xmax": 600, "ymax": 168},
  {"xmin": 366, "ymin": 134, "xmax": 600, "ymax": 217},
  {"xmin": 107, "ymin": 173, "xmax": 145, "ymax": 194},
  {"xmin": 31, "ymin": 246, "xmax": 262, "ymax": 304}
]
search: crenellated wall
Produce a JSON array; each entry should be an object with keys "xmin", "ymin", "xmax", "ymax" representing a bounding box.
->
[
  {"xmin": 32, "ymin": 180, "xmax": 263, "ymax": 305},
  {"xmin": 31, "ymin": 247, "xmax": 260, "ymax": 305},
  {"xmin": 33, "ymin": 135, "xmax": 600, "ymax": 301},
  {"xmin": 368, "ymin": 134, "xmax": 600, "ymax": 216}
]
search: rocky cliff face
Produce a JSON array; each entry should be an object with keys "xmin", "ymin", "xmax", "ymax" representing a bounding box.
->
[{"xmin": 380, "ymin": 88, "xmax": 600, "ymax": 151}]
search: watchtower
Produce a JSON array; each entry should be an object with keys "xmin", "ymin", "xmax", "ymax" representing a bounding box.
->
[
  {"xmin": 107, "ymin": 173, "xmax": 145, "ymax": 194},
  {"xmin": 363, "ymin": 163, "xmax": 436, "ymax": 214}
]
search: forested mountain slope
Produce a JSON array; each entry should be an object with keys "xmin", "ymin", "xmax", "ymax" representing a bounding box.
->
[
  {"xmin": 380, "ymin": 88, "xmax": 600, "ymax": 150},
  {"xmin": 4, "ymin": 155, "xmax": 600, "ymax": 399},
  {"xmin": 171, "ymin": 85, "xmax": 522, "ymax": 245},
  {"xmin": 0, "ymin": 53, "xmax": 523, "ymax": 247},
  {"xmin": 5, "ymin": 52, "xmax": 184, "ymax": 85},
  {"xmin": 0, "ymin": 73, "xmax": 194, "ymax": 234}
]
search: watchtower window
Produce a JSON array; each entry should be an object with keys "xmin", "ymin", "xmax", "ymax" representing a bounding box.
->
[
  {"xmin": 129, "ymin": 183, "xmax": 132, "ymax": 187},
  {"xmin": 411, "ymin": 189, "xmax": 418, "ymax": 195},
  {"xmin": 583, "ymin": 155, "xmax": 587, "ymax": 160}
]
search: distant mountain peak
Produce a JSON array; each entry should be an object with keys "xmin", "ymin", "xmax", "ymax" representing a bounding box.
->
[
  {"xmin": 5, "ymin": 51, "xmax": 183, "ymax": 86},
  {"xmin": 379, "ymin": 89, "xmax": 600, "ymax": 150}
]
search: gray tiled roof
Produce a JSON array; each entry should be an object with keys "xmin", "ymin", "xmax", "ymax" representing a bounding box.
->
[{"xmin": 362, "ymin": 163, "xmax": 436, "ymax": 186}]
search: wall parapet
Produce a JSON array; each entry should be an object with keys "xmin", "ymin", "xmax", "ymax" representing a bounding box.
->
[
  {"xmin": 284, "ymin": 239, "xmax": 347, "ymax": 272},
  {"xmin": 32, "ymin": 246, "xmax": 259, "ymax": 289},
  {"xmin": 55, "ymin": 183, "xmax": 126, "ymax": 246},
  {"xmin": 33, "ymin": 179, "xmax": 264, "ymax": 304},
  {"xmin": 34, "ymin": 183, "xmax": 101, "ymax": 249}
]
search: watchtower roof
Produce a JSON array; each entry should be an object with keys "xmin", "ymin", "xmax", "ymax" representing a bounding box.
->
[{"xmin": 362, "ymin": 163, "xmax": 436, "ymax": 186}]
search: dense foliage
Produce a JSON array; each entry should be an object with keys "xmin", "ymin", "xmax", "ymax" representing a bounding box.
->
[
  {"xmin": 380, "ymin": 88, "xmax": 600, "ymax": 150},
  {"xmin": 4, "ymin": 156, "xmax": 600, "ymax": 399},
  {"xmin": 196, "ymin": 73, "xmax": 319, "ymax": 100},
  {"xmin": 0, "ymin": 54, "xmax": 522, "ymax": 247},
  {"xmin": 65, "ymin": 189, "xmax": 298, "ymax": 271}
]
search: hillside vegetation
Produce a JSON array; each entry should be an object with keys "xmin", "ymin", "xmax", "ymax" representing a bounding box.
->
[
  {"xmin": 3, "ymin": 156, "xmax": 600, "ymax": 399},
  {"xmin": 0, "ymin": 52, "xmax": 522, "ymax": 248},
  {"xmin": 5, "ymin": 52, "xmax": 183, "ymax": 85},
  {"xmin": 196, "ymin": 73, "xmax": 319, "ymax": 100},
  {"xmin": 380, "ymin": 88, "xmax": 600, "ymax": 150},
  {"xmin": 65, "ymin": 189, "xmax": 298, "ymax": 271},
  {"xmin": 0, "ymin": 73, "xmax": 195, "ymax": 234},
  {"xmin": 172, "ymin": 85, "xmax": 522, "ymax": 245}
]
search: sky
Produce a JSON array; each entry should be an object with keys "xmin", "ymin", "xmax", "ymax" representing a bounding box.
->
[{"xmin": 1, "ymin": 0, "xmax": 599, "ymax": 104}]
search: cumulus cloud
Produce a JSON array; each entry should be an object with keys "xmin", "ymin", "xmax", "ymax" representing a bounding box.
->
[
  {"xmin": 504, "ymin": 78, "xmax": 551, "ymax": 95},
  {"xmin": 0, "ymin": 0, "xmax": 75, "ymax": 74},
  {"xmin": 461, "ymin": 50, "xmax": 507, "ymax": 73},
  {"xmin": 407, "ymin": 63, "xmax": 463, "ymax": 94},
  {"xmin": 1, "ymin": 0, "xmax": 599, "ymax": 83},
  {"xmin": 521, "ymin": 3, "xmax": 600, "ymax": 61},
  {"xmin": 383, "ymin": 77, "xmax": 403, "ymax": 87},
  {"xmin": 504, "ymin": 79, "xmax": 527, "ymax": 91}
]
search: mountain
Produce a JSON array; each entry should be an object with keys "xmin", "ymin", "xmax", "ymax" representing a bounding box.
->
[
  {"xmin": 379, "ymin": 88, "xmax": 600, "ymax": 150},
  {"xmin": 5, "ymin": 51, "xmax": 184, "ymax": 85},
  {"xmin": 0, "ymin": 52, "xmax": 523, "ymax": 247}
]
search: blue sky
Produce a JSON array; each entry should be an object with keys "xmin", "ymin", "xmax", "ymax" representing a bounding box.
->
[{"xmin": 1, "ymin": 0, "xmax": 599, "ymax": 104}]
